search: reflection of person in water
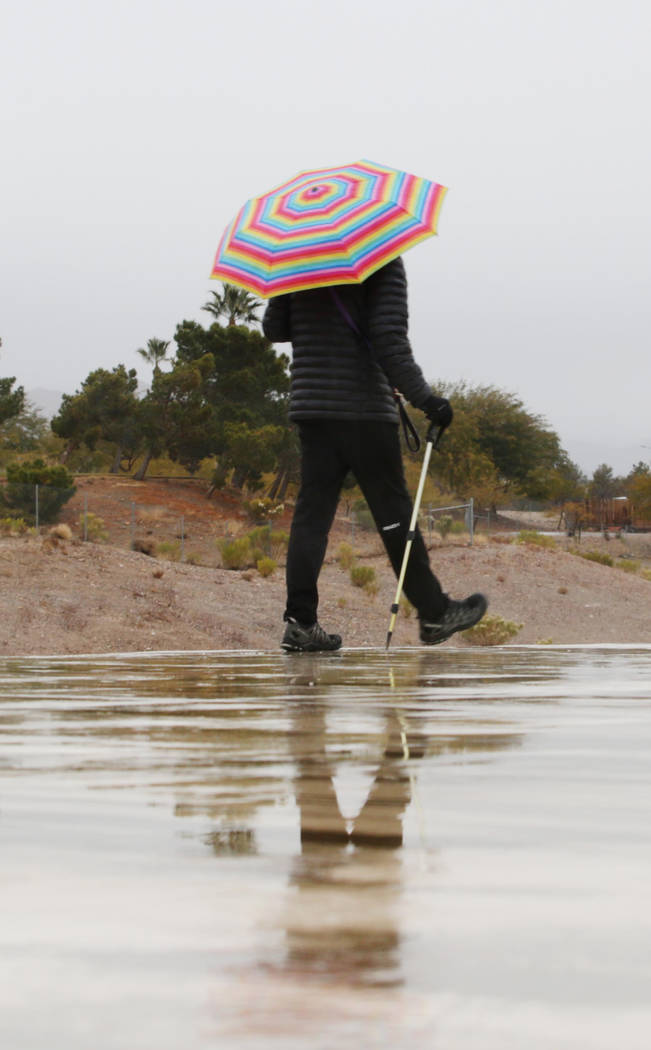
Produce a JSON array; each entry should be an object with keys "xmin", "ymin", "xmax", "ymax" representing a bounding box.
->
[{"xmin": 280, "ymin": 701, "xmax": 424, "ymax": 987}]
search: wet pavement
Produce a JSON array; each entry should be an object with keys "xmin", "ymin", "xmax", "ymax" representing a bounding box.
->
[{"xmin": 1, "ymin": 645, "xmax": 650, "ymax": 1049}]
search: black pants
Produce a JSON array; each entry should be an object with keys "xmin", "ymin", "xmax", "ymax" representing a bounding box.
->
[{"xmin": 285, "ymin": 420, "xmax": 447, "ymax": 625}]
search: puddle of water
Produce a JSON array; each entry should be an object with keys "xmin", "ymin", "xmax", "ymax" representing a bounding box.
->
[{"xmin": 1, "ymin": 646, "xmax": 651, "ymax": 1049}]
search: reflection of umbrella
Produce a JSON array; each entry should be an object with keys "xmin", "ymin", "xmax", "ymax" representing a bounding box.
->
[{"xmin": 211, "ymin": 159, "xmax": 447, "ymax": 297}]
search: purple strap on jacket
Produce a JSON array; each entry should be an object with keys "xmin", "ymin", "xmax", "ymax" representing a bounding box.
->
[{"xmin": 329, "ymin": 288, "xmax": 421, "ymax": 452}]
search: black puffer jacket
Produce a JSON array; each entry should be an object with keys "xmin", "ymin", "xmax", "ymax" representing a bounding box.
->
[{"xmin": 262, "ymin": 257, "xmax": 432, "ymax": 423}]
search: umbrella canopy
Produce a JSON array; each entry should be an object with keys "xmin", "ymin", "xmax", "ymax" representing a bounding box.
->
[{"xmin": 210, "ymin": 159, "xmax": 447, "ymax": 297}]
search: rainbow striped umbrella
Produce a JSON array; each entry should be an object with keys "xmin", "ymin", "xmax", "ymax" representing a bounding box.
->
[{"xmin": 210, "ymin": 159, "xmax": 447, "ymax": 297}]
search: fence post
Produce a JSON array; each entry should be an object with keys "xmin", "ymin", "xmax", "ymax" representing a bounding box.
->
[
  {"xmin": 130, "ymin": 502, "xmax": 136, "ymax": 549},
  {"xmin": 35, "ymin": 484, "xmax": 39, "ymax": 532},
  {"xmin": 469, "ymin": 497, "xmax": 474, "ymax": 546},
  {"xmin": 83, "ymin": 493, "xmax": 88, "ymax": 542},
  {"xmin": 180, "ymin": 516, "xmax": 185, "ymax": 562}
]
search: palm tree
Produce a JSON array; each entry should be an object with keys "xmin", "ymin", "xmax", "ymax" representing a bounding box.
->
[
  {"xmin": 202, "ymin": 283, "xmax": 262, "ymax": 327},
  {"xmin": 136, "ymin": 338, "xmax": 170, "ymax": 375}
]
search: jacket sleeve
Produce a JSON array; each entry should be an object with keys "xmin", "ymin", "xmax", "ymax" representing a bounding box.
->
[
  {"xmin": 262, "ymin": 294, "xmax": 292, "ymax": 343},
  {"xmin": 364, "ymin": 257, "xmax": 432, "ymax": 409}
]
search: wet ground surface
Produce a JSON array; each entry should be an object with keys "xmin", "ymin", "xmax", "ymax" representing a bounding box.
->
[{"xmin": 1, "ymin": 645, "xmax": 650, "ymax": 1049}]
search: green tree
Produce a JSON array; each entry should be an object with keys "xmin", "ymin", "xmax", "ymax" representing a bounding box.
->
[
  {"xmin": 136, "ymin": 337, "xmax": 170, "ymax": 377},
  {"xmin": 1, "ymin": 458, "xmax": 76, "ymax": 524},
  {"xmin": 218, "ymin": 423, "xmax": 286, "ymax": 491},
  {"xmin": 174, "ymin": 320, "xmax": 291, "ymax": 488},
  {"xmin": 202, "ymin": 284, "xmax": 262, "ymax": 327},
  {"xmin": 0, "ymin": 399, "xmax": 49, "ymax": 452},
  {"xmin": 427, "ymin": 382, "xmax": 572, "ymax": 505},
  {"xmin": 589, "ymin": 463, "xmax": 619, "ymax": 501},
  {"xmin": 134, "ymin": 355, "xmax": 215, "ymax": 479},
  {"xmin": 51, "ymin": 366, "xmax": 141, "ymax": 473},
  {"xmin": 0, "ymin": 339, "xmax": 25, "ymax": 427},
  {"xmin": 628, "ymin": 470, "xmax": 651, "ymax": 518}
]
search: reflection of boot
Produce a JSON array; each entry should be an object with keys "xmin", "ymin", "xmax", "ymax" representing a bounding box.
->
[
  {"xmin": 293, "ymin": 705, "xmax": 348, "ymax": 845},
  {"xmin": 350, "ymin": 718, "xmax": 412, "ymax": 848},
  {"xmin": 298, "ymin": 766, "xmax": 349, "ymax": 845}
]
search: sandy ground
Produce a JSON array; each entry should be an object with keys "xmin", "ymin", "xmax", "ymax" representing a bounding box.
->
[{"xmin": 1, "ymin": 526, "xmax": 650, "ymax": 655}]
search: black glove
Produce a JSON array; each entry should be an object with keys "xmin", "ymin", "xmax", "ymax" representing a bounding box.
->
[{"xmin": 422, "ymin": 394, "xmax": 453, "ymax": 437}]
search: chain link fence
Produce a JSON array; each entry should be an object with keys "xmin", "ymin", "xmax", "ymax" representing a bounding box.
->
[{"xmin": 2, "ymin": 480, "xmax": 517, "ymax": 566}]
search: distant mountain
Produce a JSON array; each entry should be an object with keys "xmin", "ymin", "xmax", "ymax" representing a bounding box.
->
[{"xmin": 26, "ymin": 388, "xmax": 64, "ymax": 419}]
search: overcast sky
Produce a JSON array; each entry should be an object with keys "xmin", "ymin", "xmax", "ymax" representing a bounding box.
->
[{"xmin": 3, "ymin": 0, "xmax": 650, "ymax": 474}]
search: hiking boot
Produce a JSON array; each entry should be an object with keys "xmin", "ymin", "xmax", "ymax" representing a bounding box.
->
[
  {"xmin": 281, "ymin": 619, "xmax": 342, "ymax": 653},
  {"xmin": 419, "ymin": 593, "xmax": 488, "ymax": 646}
]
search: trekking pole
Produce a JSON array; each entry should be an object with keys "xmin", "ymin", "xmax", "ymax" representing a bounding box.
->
[{"xmin": 385, "ymin": 426, "xmax": 442, "ymax": 650}]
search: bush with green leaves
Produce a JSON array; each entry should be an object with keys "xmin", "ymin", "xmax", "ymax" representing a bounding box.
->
[
  {"xmin": 0, "ymin": 515, "xmax": 28, "ymax": 536},
  {"xmin": 1, "ymin": 459, "xmax": 76, "ymax": 525},
  {"xmin": 243, "ymin": 498, "xmax": 284, "ymax": 524},
  {"xmin": 219, "ymin": 536, "xmax": 252, "ymax": 569},
  {"xmin": 435, "ymin": 514, "xmax": 453, "ymax": 539},
  {"xmin": 336, "ymin": 542, "xmax": 356, "ymax": 570},
  {"xmin": 257, "ymin": 556, "xmax": 277, "ymax": 577},
  {"xmin": 270, "ymin": 530, "xmax": 289, "ymax": 558},
  {"xmin": 464, "ymin": 615, "xmax": 523, "ymax": 646},
  {"xmin": 352, "ymin": 498, "xmax": 375, "ymax": 531},
  {"xmin": 578, "ymin": 550, "xmax": 614, "ymax": 567},
  {"xmin": 350, "ymin": 564, "xmax": 378, "ymax": 595},
  {"xmin": 246, "ymin": 525, "xmax": 289, "ymax": 558},
  {"xmin": 248, "ymin": 525, "xmax": 272, "ymax": 553},
  {"xmin": 517, "ymin": 530, "xmax": 557, "ymax": 549},
  {"xmin": 616, "ymin": 558, "xmax": 640, "ymax": 574},
  {"xmin": 78, "ymin": 511, "xmax": 108, "ymax": 543},
  {"xmin": 157, "ymin": 540, "xmax": 182, "ymax": 561}
]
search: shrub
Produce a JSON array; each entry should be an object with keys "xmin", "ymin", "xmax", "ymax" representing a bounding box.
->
[
  {"xmin": 350, "ymin": 564, "xmax": 376, "ymax": 588},
  {"xmin": 49, "ymin": 523, "xmax": 72, "ymax": 542},
  {"xmin": 336, "ymin": 542, "xmax": 356, "ymax": 570},
  {"xmin": 616, "ymin": 559, "xmax": 640, "ymax": 574},
  {"xmin": 185, "ymin": 551, "xmax": 202, "ymax": 566},
  {"xmin": 270, "ymin": 530, "xmax": 289, "ymax": 558},
  {"xmin": 641, "ymin": 569, "xmax": 651, "ymax": 582},
  {"xmin": 1, "ymin": 459, "xmax": 76, "ymax": 525},
  {"xmin": 78, "ymin": 511, "xmax": 108, "ymax": 543},
  {"xmin": 464, "ymin": 614, "xmax": 523, "ymax": 646},
  {"xmin": 243, "ymin": 498, "xmax": 284, "ymax": 524},
  {"xmin": 248, "ymin": 525, "xmax": 272, "ymax": 552},
  {"xmin": 256, "ymin": 556, "xmax": 277, "ymax": 577},
  {"xmin": 350, "ymin": 564, "xmax": 378, "ymax": 594},
  {"xmin": 399, "ymin": 597, "xmax": 414, "ymax": 619},
  {"xmin": 517, "ymin": 530, "xmax": 557, "ymax": 550},
  {"xmin": 449, "ymin": 520, "xmax": 467, "ymax": 535},
  {"xmin": 352, "ymin": 499, "xmax": 375, "ymax": 531},
  {"xmin": 435, "ymin": 514, "xmax": 453, "ymax": 539},
  {"xmin": 578, "ymin": 550, "xmax": 614, "ymax": 567},
  {"xmin": 157, "ymin": 540, "xmax": 181, "ymax": 561},
  {"xmin": 219, "ymin": 536, "xmax": 252, "ymax": 569},
  {"xmin": 0, "ymin": 516, "xmax": 28, "ymax": 536}
]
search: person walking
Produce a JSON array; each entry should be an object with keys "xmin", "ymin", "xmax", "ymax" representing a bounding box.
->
[{"xmin": 262, "ymin": 256, "xmax": 487, "ymax": 652}]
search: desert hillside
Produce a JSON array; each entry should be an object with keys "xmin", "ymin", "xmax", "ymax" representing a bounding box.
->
[{"xmin": 1, "ymin": 476, "xmax": 650, "ymax": 654}]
